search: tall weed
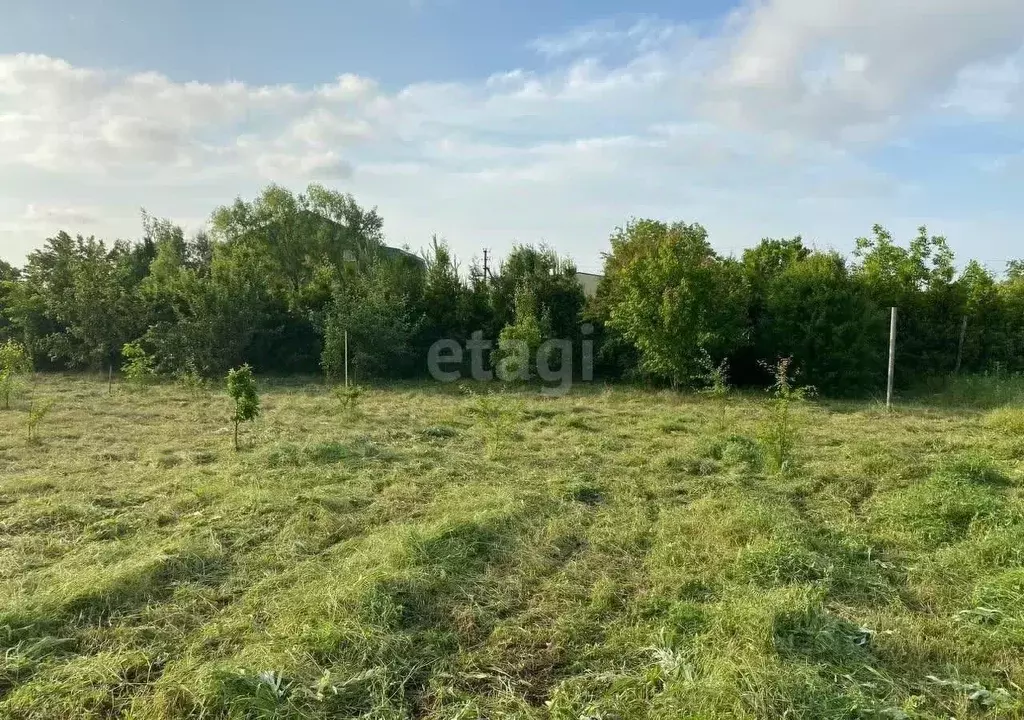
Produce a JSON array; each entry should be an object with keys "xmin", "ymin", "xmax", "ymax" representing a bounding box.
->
[{"xmin": 759, "ymin": 357, "xmax": 814, "ymax": 474}]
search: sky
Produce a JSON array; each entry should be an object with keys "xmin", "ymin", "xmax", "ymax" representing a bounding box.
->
[{"xmin": 0, "ymin": 0, "xmax": 1022, "ymax": 274}]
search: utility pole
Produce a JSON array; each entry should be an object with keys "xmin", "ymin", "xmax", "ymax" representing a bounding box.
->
[
  {"xmin": 886, "ymin": 307, "xmax": 897, "ymax": 410},
  {"xmin": 482, "ymin": 249, "xmax": 491, "ymax": 279}
]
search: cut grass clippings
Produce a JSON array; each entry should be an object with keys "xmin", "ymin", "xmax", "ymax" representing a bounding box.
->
[{"xmin": 0, "ymin": 374, "xmax": 1022, "ymax": 718}]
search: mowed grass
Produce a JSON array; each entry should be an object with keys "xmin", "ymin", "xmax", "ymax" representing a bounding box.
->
[{"xmin": 1, "ymin": 375, "xmax": 1024, "ymax": 719}]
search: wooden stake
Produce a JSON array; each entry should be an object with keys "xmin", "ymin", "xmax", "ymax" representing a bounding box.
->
[
  {"xmin": 954, "ymin": 316, "xmax": 968, "ymax": 375},
  {"xmin": 108, "ymin": 364, "xmax": 113, "ymax": 395},
  {"xmin": 886, "ymin": 307, "xmax": 897, "ymax": 410}
]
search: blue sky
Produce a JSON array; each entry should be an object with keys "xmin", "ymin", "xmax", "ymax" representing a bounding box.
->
[{"xmin": 1, "ymin": 0, "xmax": 1022, "ymax": 273}]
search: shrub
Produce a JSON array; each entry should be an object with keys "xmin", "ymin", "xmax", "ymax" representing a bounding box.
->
[
  {"xmin": 698, "ymin": 353, "xmax": 730, "ymax": 401},
  {"xmin": 226, "ymin": 364, "xmax": 261, "ymax": 450},
  {"xmin": 758, "ymin": 252, "xmax": 882, "ymax": 396},
  {"xmin": 26, "ymin": 398, "xmax": 55, "ymax": 444},
  {"xmin": 333, "ymin": 384, "xmax": 363, "ymax": 412},
  {"xmin": 121, "ymin": 341, "xmax": 156, "ymax": 389},
  {"xmin": 698, "ymin": 352, "xmax": 731, "ymax": 430},
  {"xmin": 495, "ymin": 283, "xmax": 544, "ymax": 382},
  {"xmin": 602, "ymin": 219, "xmax": 750, "ymax": 387},
  {"xmin": 469, "ymin": 391, "xmax": 524, "ymax": 452},
  {"xmin": 0, "ymin": 339, "xmax": 32, "ymax": 410},
  {"xmin": 320, "ymin": 259, "xmax": 422, "ymax": 381}
]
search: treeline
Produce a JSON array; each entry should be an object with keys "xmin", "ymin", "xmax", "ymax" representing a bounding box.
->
[{"xmin": 1, "ymin": 184, "xmax": 1022, "ymax": 396}]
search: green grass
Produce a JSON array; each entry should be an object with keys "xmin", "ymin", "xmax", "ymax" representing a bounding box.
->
[{"xmin": 1, "ymin": 375, "xmax": 1023, "ymax": 719}]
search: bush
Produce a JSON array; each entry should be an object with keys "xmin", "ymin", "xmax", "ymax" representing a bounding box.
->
[
  {"xmin": 0, "ymin": 339, "xmax": 32, "ymax": 410},
  {"xmin": 121, "ymin": 341, "xmax": 156, "ymax": 388},
  {"xmin": 758, "ymin": 252, "xmax": 882, "ymax": 396},
  {"xmin": 495, "ymin": 284, "xmax": 544, "ymax": 382},
  {"xmin": 175, "ymin": 361, "xmax": 208, "ymax": 399},
  {"xmin": 602, "ymin": 219, "xmax": 750, "ymax": 387},
  {"xmin": 321, "ymin": 260, "xmax": 422, "ymax": 381},
  {"xmin": 333, "ymin": 384, "xmax": 363, "ymax": 412}
]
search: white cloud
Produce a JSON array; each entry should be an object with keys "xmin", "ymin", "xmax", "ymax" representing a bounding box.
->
[
  {"xmin": 529, "ymin": 17, "xmax": 686, "ymax": 58},
  {"xmin": 0, "ymin": 2, "xmax": 1023, "ymax": 267},
  {"xmin": 707, "ymin": 0, "xmax": 1024, "ymax": 138},
  {"xmin": 22, "ymin": 204, "xmax": 99, "ymax": 226},
  {"xmin": 944, "ymin": 53, "xmax": 1023, "ymax": 118}
]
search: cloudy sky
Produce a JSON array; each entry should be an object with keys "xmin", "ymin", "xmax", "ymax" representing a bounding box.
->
[{"xmin": 0, "ymin": 0, "xmax": 1022, "ymax": 272}]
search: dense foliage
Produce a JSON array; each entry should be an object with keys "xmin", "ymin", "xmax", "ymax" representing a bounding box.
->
[{"xmin": 2, "ymin": 183, "xmax": 1023, "ymax": 396}]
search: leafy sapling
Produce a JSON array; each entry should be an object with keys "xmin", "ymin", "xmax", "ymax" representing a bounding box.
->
[
  {"xmin": 121, "ymin": 341, "xmax": 157, "ymax": 389},
  {"xmin": 332, "ymin": 383, "xmax": 363, "ymax": 412},
  {"xmin": 0, "ymin": 340, "xmax": 32, "ymax": 410},
  {"xmin": 26, "ymin": 399, "xmax": 55, "ymax": 444},
  {"xmin": 227, "ymin": 364, "xmax": 261, "ymax": 450}
]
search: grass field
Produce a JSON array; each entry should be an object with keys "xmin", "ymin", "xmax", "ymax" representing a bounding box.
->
[{"xmin": 1, "ymin": 374, "xmax": 1024, "ymax": 719}]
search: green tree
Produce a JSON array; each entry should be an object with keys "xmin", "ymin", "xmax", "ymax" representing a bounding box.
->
[
  {"xmin": 496, "ymin": 283, "xmax": 546, "ymax": 381},
  {"xmin": 121, "ymin": 341, "xmax": 157, "ymax": 388},
  {"xmin": 4, "ymin": 233, "xmax": 147, "ymax": 369},
  {"xmin": 736, "ymin": 237, "xmax": 810, "ymax": 384},
  {"xmin": 320, "ymin": 259, "xmax": 424, "ymax": 380},
  {"xmin": 760, "ymin": 252, "xmax": 882, "ymax": 395},
  {"xmin": 852, "ymin": 224, "xmax": 960, "ymax": 380},
  {"xmin": 1000, "ymin": 262, "xmax": 1024, "ymax": 372},
  {"xmin": 602, "ymin": 219, "xmax": 750, "ymax": 386},
  {"xmin": 490, "ymin": 244, "xmax": 585, "ymax": 342},
  {"xmin": 143, "ymin": 242, "xmax": 279, "ymax": 376},
  {"xmin": 958, "ymin": 261, "xmax": 1005, "ymax": 372},
  {"xmin": 421, "ymin": 236, "xmax": 470, "ymax": 341},
  {"xmin": 226, "ymin": 364, "xmax": 261, "ymax": 450},
  {"xmin": 0, "ymin": 260, "xmax": 18, "ymax": 343},
  {"xmin": 210, "ymin": 183, "xmax": 386, "ymax": 303},
  {"xmin": 208, "ymin": 184, "xmax": 397, "ymax": 373}
]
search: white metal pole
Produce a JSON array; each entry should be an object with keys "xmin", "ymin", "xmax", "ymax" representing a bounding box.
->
[
  {"xmin": 887, "ymin": 307, "xmax": 897, "ymax": 410},
  {"xmin": 344, "ymin": 330, "xmax": 349, "ymax": 389}
]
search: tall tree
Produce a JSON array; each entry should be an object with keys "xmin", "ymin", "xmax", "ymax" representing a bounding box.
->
[
  {"xmin": 0, "ymin": 260, "xmax": 18, "ymax": 343},
  {"xmin": 760, "ymin": 251, "xmax": 882, "ymax": 395},
  {"xmin": 5, "ymin": 233, "xmax": 147, "ymax": 369},
  {"xmin": 602, "ymin": 219, "xmax": 750, "ymax": 387},
  {"xmin": 852, "ymin": 224, "xmax": 961, "ymax": 380},
  {"xmin": 490, "ymin": 244, "xmax": 585, "ymax": 342}
]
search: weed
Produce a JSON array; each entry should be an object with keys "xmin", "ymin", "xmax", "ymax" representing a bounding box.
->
[
  {"xmin": 175, "ymin": 361, "xmax": 208, "ymax": 399},
  {"xmin": 759, "ymin": 357, "xmax": 815, "ymax": 474},
  {"xmin": 468, "ymin": 390, "xmax": 525, "ymax": 452}
]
